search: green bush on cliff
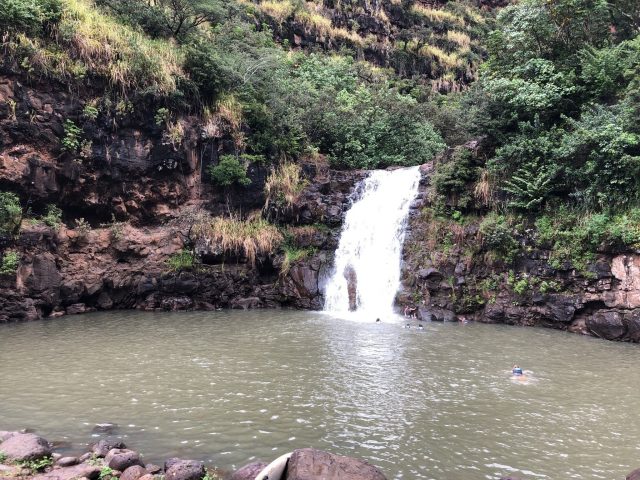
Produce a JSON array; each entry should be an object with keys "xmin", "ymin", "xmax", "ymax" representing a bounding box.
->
[
  {"xmin": 0, "ymin": 192, "xmax": 22, "ymax": 235},
  {"xmin": 0, "ymin": 251, "xmax": 19, "ymax": 275},
  {"xmin": 207, "ymin": 155, "xmax": 251, "ymax": 188},
  {"xmin": 0, "ymin": 0, "xmax": 62, "ymax": 35},
  {"xmin": 167, "ymin": 249, "xmax": 195, "ymax": 271},
  {"xmin": 479, "ymin": 213, "xmax": 519, "ymax": 262},
  {"xmin": 42, "ymin": 204, "xmax": 62, "ymax": 229}
]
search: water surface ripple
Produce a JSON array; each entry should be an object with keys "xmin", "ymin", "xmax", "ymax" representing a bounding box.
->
[{"xmin": 1, "ymin": 310, "xmax": 639, "ymax": 479}]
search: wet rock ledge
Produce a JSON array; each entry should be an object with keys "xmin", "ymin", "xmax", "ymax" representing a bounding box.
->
[{"xmin": 0, "ymin": 430, "xmax": 387, "ymax": 480}]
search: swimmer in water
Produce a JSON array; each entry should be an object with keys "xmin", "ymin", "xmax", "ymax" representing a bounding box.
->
[
  {"xmin": 404, "ymin": 323, "xmax": 410, "ymax": 329},
  {"xmin": 418, "ymin": 324, "xmax": 424, "ymax": 330},
  {"xmin": 376, "ymin": 318, "xmax": 381, "ymax": 323},
  {"xmin": 511, "ymin": 364, "xmax": 528, "ymax": 382}
]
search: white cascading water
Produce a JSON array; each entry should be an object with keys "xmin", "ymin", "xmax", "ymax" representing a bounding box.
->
[{"xmin": 324, "ymin": 166, "xmax": 422, "ymax": 318}]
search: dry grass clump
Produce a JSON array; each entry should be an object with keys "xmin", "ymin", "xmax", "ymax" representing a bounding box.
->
[
  {"xmin": 264, "ymin": 162, "xmax": 308, "ymax": 211},
  {"xmin": 410, "ymin": 5, "xmax": 465, "ymax": 27},
  {"xmin": 418, "ymin": 44, "xmax": 461, "ymax": 68},
  {"xmin": 194, "ymin": 215, "xmax": 283, "ymax": 266},
  {"xmin": 474, "ymin": 169, "xmax": 494, "ymax": 207},
  {"xmin": 286, "ymin": 225, "xmax": 320, "ymax": 246},
  {"xmin": 258, "ymin": 0, "xmax": 296, "ymax": 23},
  {"xmin": 446, "ymin": 30, "xmax": 471, "ymax": 49}
]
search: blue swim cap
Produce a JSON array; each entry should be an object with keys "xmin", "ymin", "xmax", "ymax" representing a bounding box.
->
[{"xmin": 512, "ymin": 367, "xmax": 523, "ymax": 375}]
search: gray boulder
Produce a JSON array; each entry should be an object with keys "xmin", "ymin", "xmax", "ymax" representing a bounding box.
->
[
  {"xmin": 56, "ymin": 457, "xmax": 79, "ymax": 467},
  {"xmin": 165, "ymin": 460, "xmax": 205, "ymax": 480},
  {"xmin": 0, "ymin": 433, "xmax": 52, "ymax": 461},
  {"xmin": 31, "ymin": 463, "xmax": 100, "ymax": 480},
  {"xmin": 121, "ymin": 465, "xmax": 147, "ymax": 480},
  {"xmin": 285, "ymin": 448, "xmax": 387, "ymax": 480},
  {"xmin": 92, "ymin": 439, "xmax": 127, "ymax": 458},
  {"xmin": 586, "ymin": 311, "xmax": 626, "ymax": 340},
  {"xmin": 627, "ymin": 467, "xmax": 640, "ymax": 480},
  {"xmin": 104, "ymin": 449, "xmax": 143, "ymax": 471},
  {"xmin": 0, "ymin": 431, "xmax": 17, "ymax": 443}
]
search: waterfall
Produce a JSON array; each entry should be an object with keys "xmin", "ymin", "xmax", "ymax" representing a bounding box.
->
[{"xmin": 323, "ymin": 166, "xmax": 422, "ymax": 318}]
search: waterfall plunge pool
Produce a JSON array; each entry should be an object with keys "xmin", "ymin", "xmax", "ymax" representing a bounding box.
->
[{"xmin": 1, "ymin": 310, "xmax": 639, "ymax": 480}]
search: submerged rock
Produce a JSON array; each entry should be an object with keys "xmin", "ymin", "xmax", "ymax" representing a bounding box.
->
[
  {"xmin": 0, "ymin": 433, "xmax": 52, "ymax": 461},
  {"xmin": 92, "ymin": 423, "xmax": 119, "ymax": 435}
]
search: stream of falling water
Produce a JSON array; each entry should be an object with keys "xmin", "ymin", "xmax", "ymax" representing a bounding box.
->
[{"xmin": 323, "ymin": 166, "xmax": 421, "ymax": 318}]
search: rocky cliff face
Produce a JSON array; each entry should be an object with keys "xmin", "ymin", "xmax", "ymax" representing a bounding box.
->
[
  {"xmin": 0, "ymin": 69, "xmax": 366, "ymax": 321},
  {"xmin": 399, "ymin": 164, "xmax": 640, "ymax": 343},
  {"xmin": 3, "ymin": 69, "xmax": 640, "ymax": 344}
]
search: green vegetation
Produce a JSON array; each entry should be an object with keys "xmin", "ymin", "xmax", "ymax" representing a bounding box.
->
[
  {"xmin": 2, "ymin": 0, "xmax": 452, "ymax": 170},
  {"xmin": 99, "ymin": 466, "xmax": 115, "ymax": 480},
  {"xmin": 42, "ymin": 204, "xmax": 63, "ymax": 229},
  {"xmin": 167, "ymin": 249, "xmax": 195, "ymax": 271},
  {"xmin": 207, "ymin": 155, "xmax": 251, "ymax": 187},
  {"xmin": 17, "ymin": 456, "xmax": 53, "ymax": 472},
  {"xmin": 61, "ymin": 119, "xmax": 82, "ymax": 153},
  {"xmin": 423, "ymin": 0, "xmax": 640, "ymax": 271},
  {"xmin": 476, "ymin": 0, "xmax": 640, "ymax": 212},
  {"xmin": 0, "ymin": 251, "xmax": 20, "ymax": 275},
  {"xmin": 0, "ymin": 192, "xmax": 22, "ymax": 235},
  {"xmin": 0, "ymin": 452, "xmax": 6, "ymax": 463}
]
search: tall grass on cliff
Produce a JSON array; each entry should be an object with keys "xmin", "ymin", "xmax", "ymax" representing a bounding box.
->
[
  {"xmin": 3, "ymin": 0, "xmax": 184, "ymax": 94},
  {"xmin": 264, "ymin": 162, "xmax": 307, "ymax": 215},
  {"xmin": 194, "ymin": 215, "xmax": 283, "ymax": 266}
]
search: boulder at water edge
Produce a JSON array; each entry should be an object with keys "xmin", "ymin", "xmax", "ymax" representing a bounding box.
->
[
  {"xmin": 121, "ymin": 464, "xmax": 148, "ymax": 480},
  {"xmin": 230, "ymin": 461, "xmax": 268, "ymax": 480},
  {"xmin": 0, "ymin": 433, "xmax": 52, "ymax": 461},
  {"xmin": 31, "ymin": 463, "xmax": 101, "ymax": 480},
  {"xmin": 92, "ymin": 439, "xmax": 126, "ymax": 457},
  {"xmin": 627, "ymin": 467, "xmax": 640, "ymax": 480},
  {"xmin": 164, "ymin": 459, "xmax": 206, "ymax": 480},
  {"xmin": 104, "ymin": 449, "xmax": 144, "ymax": 471},
  {"xmin": 285, "ymin": 448, "xmax": 387, "ymax": 480}
]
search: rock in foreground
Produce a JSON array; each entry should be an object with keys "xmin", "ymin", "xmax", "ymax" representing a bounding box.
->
[
  {"xmin": 277, "ymin": 448, "xmax": 387, "ymax": 480},
  {"xmin": 0, "ymin": 433, "xmax": 52, "ymax": 461}
]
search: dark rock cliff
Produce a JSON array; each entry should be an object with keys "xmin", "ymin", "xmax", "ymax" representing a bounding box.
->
[
  {"xmin": 2, "ymin": 69, "xmax": 640, "ymax": 344},
  {"xmin": 0, "ymin": 70, "xmax": 366, "ymax": 321},
  {"xmin": 399, "ymin": 164, "xmax": 640, "ymax": 343}
]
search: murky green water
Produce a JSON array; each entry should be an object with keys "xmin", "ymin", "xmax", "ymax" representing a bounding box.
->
[{"xmin": 1, "ymin": 311, "xmax": 639, "ymax": 479}]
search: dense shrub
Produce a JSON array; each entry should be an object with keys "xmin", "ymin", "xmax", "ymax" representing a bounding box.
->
[
  {"xmin": 42, "ymin": 204, "xmax": 62, "ymax": 229},
  {"xmin": 0, "ymin": 251, "xmax": 19, "ymax": 275},
  {"xmin": 0, "ymin": 192, "xmax": 22, "ymax": 235},
  {"xmin": 479, "ymin": 213, "xmax": 519, "ymax": 261},
  {"xmin": 207, "ymin": 155, "xmax": 251, "ymax": 187},
  {"xmin": 0, "ymin": 0, "xmax": 62, "ymax": 35},
  {"xmin": 431, "ymin": 149, "xmax": 476, "ymax": 210}
]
